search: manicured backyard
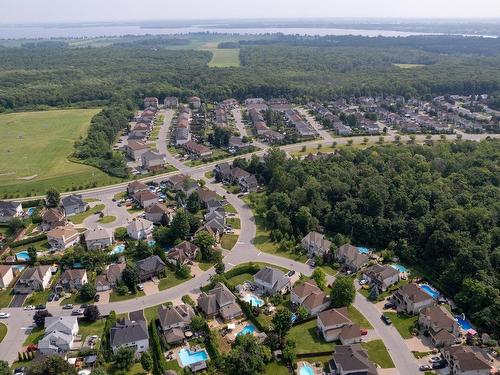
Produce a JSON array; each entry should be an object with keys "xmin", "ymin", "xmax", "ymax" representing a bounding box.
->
[
  {"xmin": 361, "ymin": 339, "xmax": 395, "ymax": 368},
  {"xmin": 288, "ymin": 319, "xmax": 334, "ymax": 354},
  {"xmin": 385, "ymin": 312, "xmax": 418, "ymax": 339},
  {"xmin": 0, "ymin": 289, "xmax": 13, "ymax": 308}
]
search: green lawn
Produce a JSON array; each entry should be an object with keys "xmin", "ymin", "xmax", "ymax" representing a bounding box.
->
[
  {"xmin": 68, "ymin": 204, "xmax": 105, "ymax": 225},
  {"xmin": 24, "ymin": 289, "xmax": 51, "ymax": 307},
  {"xmin": 224, "ymin": 203, "xmax": 237, "ymax": 214},
  {"xmin": 358, "ymin": 279, "xmax": 409, "ymax": 302},
  {"xmin": 0, "ymin": 109, "xmax": 125, "ymax": 198},
  {"xmin": 78, "ymin": 318, "xmax": 105, "ymax": 343},
  {"xmin": 361, "ymin": 339, "xmax": 395, "ymax": 368},
  {"xmin": 221, "ymin": 234, "xmax": 239, "ymax": 250},
  {"xmin": 348, "ymin": 305, "xmax": 373, "ymax": 329},
  {"xmin": 226, "ymin": 272, "xmax": 254, "ymax": 287},
  {"xmin": 288, "ymin": 319, "xmax": 334, "ymax": 354},
  {"xmin": 84, "ymin": 198, "xmax": 100, "ymax": 203},
  {"xmin": 59, "ymin": 292, "xmax": 94, "ymax": 306},
  {"xmin": 202, "ymin": 42, "xmax": 240, "ymax": 67},
  {"xmin": 98, "ymin": 215, "xmax": 116, "ymax": 224},
  {"xmin": 0, "ymin": 289, "xmax": 13, "ymax": 308},
  {"xmin": 204, "ymin": 171, "xmax": 214, "ymax": 179},
  {"xmin": 385, "ymin": 312, "xmax": 418, "ymax": 339},
  {"xmin": 0, "ymin": 323, "xmax": 7, "ymax": 343},
  {"xmin": 165, "ymin": 359, "xmax": 182, "ymax": 373},
  {"xmin": 108, "ymin": 290, "xmax": 145, "ymax": 303},
  {"xmin": 227, "ymin": 217, "xmax": 241, "ymax": 229},
  {"xmin": 14, "ymin": 238, "xmax": 50, "ymax": 253},
  {"xmin": 23, "ymin": 326, "xmax": 44, "ymax": 345},
  {"xmin": 144, "ymin": 304, "xmax": 168, "ymax": 322},
  {"xmin": 158, "ymin": 272, "xmax": 188, "ymax": 291},
  {"xmin": 198, "ymin": 260, "xmax": 215, "ymax": 271},
  {"xmin": 320, "ymin": 264, "xmax": 338, "ymax": 276},
  {"xmin": 394, "ymin": 63, "xmax": 425, "ymax": 69},
  {"xmin": 265, "ymin": 361, "xmax": 289, "ymax": 375}
]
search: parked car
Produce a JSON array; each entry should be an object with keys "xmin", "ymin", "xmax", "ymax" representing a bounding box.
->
[
  {"xmin": 63, "ymin": 304, "xmax": 74, "ymax": 309},
  {"xmin": 94, "ymin": 294, "xmax": 100, "ymax": 302},
  {"xmin": 359, "ymin": 279, "xmax": 368, "ymax": 285},
  {"xmin": 72, "ymin": 309, "xmax": 84, "ymax": 316},
  {"xmin": 419, "ymin": 364, "xmax": 431, "ymax": 371},
  {"xmin": 23, "ymin": 305, "xmax": 35, "ymax": 311},
  {"xmin": 48, "ymin": 294, "xmax": 55, "ymax": 302},
  {"xmin": 432, "ymin": 360, "xmax": 447, "ymax": 370},
  {"xmin": 35, "ymin": 304, "xmax": 46, "ymax": 310},
  {"xmin": 381, "ymin": 314, "xmax": 392, "ymax": 325},
  {"xmin": 137, "ymin": 284, "xmax": 144, "ymax": 291},
  {"xmin": 14, "ymin": 367, "xmax": 26, "ymax": 374},
  {"xmin": 0, "ymin": 312, "xmax": 10, "ymax": 318},
  {"xmin": 430, "ymin": 356, "xmax": 442, "ymax": 363},
  {"xmin": 384, "ymin": 301, "xmax": 395, "ymax": 309}
]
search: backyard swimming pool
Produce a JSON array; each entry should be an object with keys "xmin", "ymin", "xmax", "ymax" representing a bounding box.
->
[
  {"xmin": 110, "ymin": 244, "xmax": 125, "ymax": 255},
  {"xmin": 237, "ymin": 324, "xmax": 256, "ymax": 336},
  {"xmin": 178, "ymin": 348, "xmax": 209, "ymax": 367},
  {"xmin": 391, "ymin": 264, "xmax": 409, "ymax": 273},
  {"xmin": 357, "ymin": 246, "xmax": 370, "ymax": 254},
  {"xmin": 15, "ymin": 251, "xmax": 30, "ymax": 261},
  {"xmin": 243, "ymin": 294, "xmax": 264, "ymax": 307},
  {"xmin": 419, "ymin": 284, "xmax": 439, "ymax": 299},
  {"xmin": 299, "ymin": 363, "xmax": 314, "ymax": 375},
  {"xmin": 148, "ymin": 240, "xmax": 156, "ymax": 247},
  {"xmin": 455, "ymin": 315, "xmax": 473, "ymax": 330},
  {"xmin": 26, "ymin": 207, "xmax": 36, "ymax": 216}
]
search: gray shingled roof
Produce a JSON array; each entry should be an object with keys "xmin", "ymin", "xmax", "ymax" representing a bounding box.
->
[{"xmin": 110, "ymin": 319, "xmax": 148, "ymax": 347}]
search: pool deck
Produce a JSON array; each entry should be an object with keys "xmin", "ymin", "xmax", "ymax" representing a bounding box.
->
[{"xmin": 173, "ymin": 344, "xmax": 209, "ymax": 368}]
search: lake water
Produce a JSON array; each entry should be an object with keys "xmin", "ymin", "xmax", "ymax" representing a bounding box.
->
[{"xmin": 0, "ymin": 24, "xmax": 443, "ymax": 40}]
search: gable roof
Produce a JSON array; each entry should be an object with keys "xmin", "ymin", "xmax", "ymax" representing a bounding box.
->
[
  {"xmin": 446, "ymin": 346, "xmax": 492, "ymax": 372},
  {"xmin": 293, "ymin": 279, "xmax": 322, "ymax": 299},
  {"xmin": 253, "ymin": 267, "xmax": 288, "ymax": 291},
  {"xmin": 336, "ymin": 244, "xmax": 369, "ymax": 268},
  {"xmin": 168, "ymin": 241, "xmax": 199, "ymax": 264},
  {"xmin": 318, "ymin": 307, "xmax": 351, "ymax": 327},
  {"xmin": 364, "ymin": 264, "xmax": 399, "ymax": 281},
  {"xmin": 303, "ymin": 290, "xmax": 330, "ymax": 311},
  {"xmin": 127, "ymin": 140, "xmax": 149, "ymax": 151},
  {"xmin": 85, "ymin": 227, "xmax": 112, "ymax": 241},
  {"xmin": 45, "ymin": 316, "xmax": 77, "ymax": 334},
  {"xmin": 61, "ymin": 194, "xmax": 86, "ymax": 208},
  {"xmin": 398, "ymin": 283, "xmax": 434, "ymax": 303},
  {"xmin": 420, "ymin": 305, "xmax": 456, "ymax": 332},
  {"xmin": 19, "ymin": 266, "xmax": 51, "ymax": 283},
  {"xmin": 145, "ymin": 202, "xmax": 169, "ymax": 214},
  {"xmin": 47, "ymin": 225, "xmax": 79, "ymax": 240},
  {"xmin": 134, "ymin": 190, "xmax": 158, "ymax": 203},
  {"xmin": 158, "ymin": 304, "xmax": 194, "ymax": 328},
  {"xmin": 0, "ymin": 265, "xmax": 12, "ymax": 278},
  {"xmin": 127, "ymin": 218, "xmax": 154, "ymax": 233},
  {"xmin": 110, "ymin": 319, "xmax": 149, "ymax": 347},
  {"xmin": 42, "ymin": 208, "xmax": 65, "ymax": 223},
  {"xmin": 60, "ymin": 269, "xmax": 87, "ymax": 283},
  {"xmin": 136, "ymin": 255, "xmax": 166, "ymax": 274},
  {"xmin": 303, "ymin": 232, "xmax": 332, "ymax": 251},
  {"xmin": 332, "ymin": 344, "xmax": 377, "ymax": 374},
  {"xmin": 128, "ymin": 180, "xmax": 148, "ymax": 192},
  {"xmin": 0, "ymin": 201, "xmax": 21, "ymax": 217}
]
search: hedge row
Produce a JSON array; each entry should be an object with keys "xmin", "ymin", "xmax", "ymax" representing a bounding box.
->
[
  {"xmin": 224, "ymin": 263, "xmax": 261, "ymax": 279},
  {"xmin": 236, "ymin": 297, "xmax": 268, "ymax": 333},
  {"xmin": 296, "ymin": 351, "xmax": 334, "ymax": 359},
  {"xmin": 10, "ymin": 233, "xmax": 47, "ymax": 248}
]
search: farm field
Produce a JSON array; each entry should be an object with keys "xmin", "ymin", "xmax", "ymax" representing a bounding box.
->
[
  {"xmin": 0, "ymin": 109, "xmax": 123, "ymax": 197},
  {"xmin": 202, "ymin": 42, "xmax": 240, "ymax": 67}
]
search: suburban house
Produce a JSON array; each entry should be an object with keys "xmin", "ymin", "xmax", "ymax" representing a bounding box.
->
[
  {"xmin": 0, "ymin": 201, "xmax": 23, "ymax": 223},
  {"xmin": 362, "ymin": 264, "xmax": 400, "ymax": 292},
  {"xmin": 188, "ymin": 96, "xmax": 201, "ymax": 109},
  {"xmin": 0, "ymin": 265, "xmax": 14, "ymax": 288},
  {"xmin": 329, "ymin": 344, "xmax": 378, "ymax": 375},
  {"xmin": 14, "ymin": 265, "xmax": 52, "ymax": 294},
  {"xmin": 167, "ymin": 241, "xmax": 200, "ymax": 266},
  {"xmin": 143, "ymin": 97, "xmax": 159, "ymax": 108},
  {"xmin": 144, "ymin": 202, "xmax": 171, "ymax": 224},
  {"xmin": 317, "ymin": 308, "xmax": 362, "ymax": 344},
  {"xmin": 41, "ymin": 208, "xmax": 66, "ymax": 231},
  {"xmin": 136, "ymin": 255, "xmax": 166, "ymax": 282},
  {"xmin": 393, "ymin": 283, "xmax": 435, "ymax": 315},
  {"xmin": 419, "ymin": 305, "xmax": 461, "ymax": 347},
  {"xmin": 158, "ymin": 304, "xmax": 195, "ymax": 345},
  {"xmin": 164, "ymin": 97, "xmax": 179, "ymax": 108},
  {"xmin": 125, "ymin": 140, "xmax": 149, "ymax": 161},
  {"xmin": 38, "ymin": 316, "xmax": 79, "ymax": 355},
  {"xmin": 84, "ymin": 227, "xmax": 114, "ymax": 250},
  {"xmin": 443, "ymin": 346, "xmax": 493, "ymax": 375},
  {"xmin": 183, "ymin": 140, "xmax": 213, "ymax": 159},
  {"xmin": 110, "ymin": 319, "xmax": 149, "ymax": 356},
  {"xmin": 127, "ymin": 218, "xmax": 154, "ymax": 240},
  {"xmin": 133, "ymin": 190, "xmax": 158, "ymax": 208},
  {"xmin": 47, "ymin": 225, "xmax": 80, "ymax": 250},
  {"xmin": 61, "ymin": 195, "xmax": 88, "ymax": 216},
  {"xmin": 214, "ymin": 163, "xmax": 259, "ymax": 192},
  {"xmin": 335, "ymin": 244, "xmax": 369, "ymax": 272},
  {"xmin": 95, "ymin": 263, "xmax": 126, "ymax": 292},
  {"xmin": 127, "ymin": 181, "xmax": 149, "ymax": 196},
  {"xmin": 291, "ymin": 279, "xmax": 330, "ymax": 316},
  {"xmin": 141, "ymin": 150, "xmax": 167, "ymax": 171},
  {"xmin": 252, "ymin": 267, "xmax": 291, "ymax": 295},
  {"xmin": 301, "ymin": 232, "xmax": 332, "ymax": 258},
  {"xmin": 197, "ymin": 282, "xmax": 243, "ymax": 321},
  {"xmin": 57, "ymin": 269, "xmax": 88, "ymax": 291},
  {"xmin": 196, "ymin": 187, "xmax": 218, "ymax": 206},
  {"xmin": 165, "ymin": 174, "xmax": 189, "ymax": 191}
]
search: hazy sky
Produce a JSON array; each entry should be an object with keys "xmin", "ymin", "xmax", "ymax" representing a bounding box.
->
[{"xmin": 1, "ymin": 0, "xmax": 500, "ymax": 23}]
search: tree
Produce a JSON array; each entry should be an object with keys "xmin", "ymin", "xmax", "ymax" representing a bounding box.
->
[
  {"xmin": 84, "ymin": 305, "xmax": 100, "ymax": 322},
  {"xmin": 281, "ymin": 340, "xmax": 296, "ymax": 366},
  {"xmin": 33, "ymin": 309, "xmax": 52, "ymax": 327},
  {"xmin": 45, "ymin": 188, "xmax": 60, "ymax": 208},
  {"xmin": 190, "ymin": 315, "xmax": 207, "ymax": 332},
  {"xmin": 27, "ymin": 355, "xmax": 77, "ymax": 375},
  {"xmin": 215, "ymin": 261, "xmax": 225, "ymax": 275},
  {"xmin": 330, "ymin": 276, "xmax": 355, "ymax": 307},
  {"xmin": 140, "ymin": 351, "xmax": 153, "ymax": 372},
  {"xmin": 368, "ymin": 286, "xmax": 379, "ymax": 301},
  {"xmin": 297, "ymin": 305, "xmax": 309, "ymax": 321},
  {"xmin": 0, "ymin": 360, "xmax": 10, "ymax": 375},
  {"xmin": 312, "ymin": 268, "xmax": 327, "ymax": 290},
  {"xmin": 223, "ymin": 335, "xmax": 271, "ymax": 375},
  {"xmin": 116, "ymin": 285, "xmax": 128, "ymax": 295},
  {"xmin": 170, "ymin": 209, "xmax": 190, "ymax": 241},
  {"xmin": 27, "ymin": 246, "xmax": 37, "ymax": 265},
  {"xmin": 80, "ymin": 283, "xmax": 96, "ymax": 301},
  {"xmin": 90, "ymin": 368, "xmax": 108, "ymax": 375},
  {"xmin": 272, "ymin": 308, "xmax": 293, "ymax": 342},
  {"xmin": 194, "ymin": 230, "xmax": 215, "ymax": 260},
  {"xmin": 176, "ymin": 264, "xmax": 191, "ymax": 279},
  {"xmin": 114, "ymin": 227, "xmax": 127, "ymax": 241},
  {"xmin": 8, "ymin": 217, "xmax": 25, "ymax": 235},
  {"xmin": 122, "ymin": 264, "xmax": 139, "ymax": 292},
  {"xmin": 113, "ymin": 347, "xmax": 135, "ymax": 371},
  {"xmin": 186, "ymin": 191, "xmax": 200, "ymax": 213}
]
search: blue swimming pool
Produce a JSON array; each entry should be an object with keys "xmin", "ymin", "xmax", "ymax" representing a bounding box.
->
[
  {"xmin": 110, "ymin": 244, "xmax": 125, "ymax": 255},
  {"xmin": 16, "ymin": 251, "xmax": 30, "ymax": 261},
  {"xmin": 419, "ymin": 284, "xmax": 439, "ymax": 299},
  {"xmin": 26, "ymin": 207, "xmax": 36, "ymax": 216},
  {"xmin": 391, "ymin": 264, "xmax": 409, "ymax": 273},
  {"xmin": 148, "ymin": 240, "xmax": 156, "ymax": 247},
  {"xmin": 299, "ymin": 363, "xmax": 314, "ymax": 375},
  {"xmin": 73, "ymin": 262, "xmax": 83, "ymax": 269},
  {"xmin": 237, "ymin": 324, "xmax": 256, "ymax": 336},
  {"xmin": 178, "ymin": 348, "xmax": 209, "ymax": 367},
  {"xmin": 243, "ymin": 294, "xmax": 264, "ymax": 307},
  {"xmin": 455, "ymin": 315, "xmax": 473, "ymax": 330},
  {"xmin": 357, "ymin": 246, "xmax": 370, "ymax": 254},
  {"xmin": 291, "ymin": 313, "xmax": 298, "ymax": 323}
]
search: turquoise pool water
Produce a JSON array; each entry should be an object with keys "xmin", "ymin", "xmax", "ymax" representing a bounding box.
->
[
  {"xmin": 26, "ymin": 207, "xmax": 36, "ymax": 216},
  {"xmin": 110, "ymin": 244, "xmax": 125, "ymax": 255},
  {"xmin": 299, "ymin": 364, "xmax": 314, "ymax": 375},
  {"xmin": 148, "ymin": 240, "xmax": 156, "ymax": 247},
  {"xmin": 456, "ymin": 316, "xmax": 473, "ymax": 330},
  {"xmin": 243, "ymin": 294, "xmax": 264, "ymax": 307},
  {"xmin": 357, "ymin": 246, "xmax": 370, "ymax": 254},
  {"xmin": 391, "ymin": 264, "xmax": 408, "ymax": 273},
  {"xmin": 237, "ymin": 324, "xmax": 256, "ymax": 336},
  {"xmin": 419, "ymin": 284, "xmax": 439, "ymax": 299},
  {"xmin": 16, "ymin": 251, "xmax": 30, "ymax": 261},
  {"xmin": 178, "ymin": 348, "xmax": 209, "ymax": 367}
]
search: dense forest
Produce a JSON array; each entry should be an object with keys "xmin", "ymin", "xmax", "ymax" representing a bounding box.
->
[{"xmin": 237, "ymin": 141, "xmax": 500, "ymax": 336}]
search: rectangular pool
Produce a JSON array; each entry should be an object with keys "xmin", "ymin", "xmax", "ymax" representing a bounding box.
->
[
  {"xmin": 178, "ymin": 348, "xmax": 209, "ymax": 367},
  {"xmin": 419, "ymin": 284, "xmax": 439, "ymax": 299},
  {"xmin": 357, "ymin": 246, "xmax": 370, "ymax": 254},
  {"xmin": 455, "ymin": 315, "xmax": 473, "ymax": 330},
  {"xmin": 391, "ymin": 264, "xmax": 409, "ymax": 273}
]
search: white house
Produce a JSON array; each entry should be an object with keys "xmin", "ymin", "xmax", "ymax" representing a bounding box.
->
[
  {"xmin": 0, "ymin": 265, "xmax": 14, "ymax": 288},
  {"xmin": 47, "ymin": 225, "xmax": 80, "ymax": 250},
  {"xmin": 38, "ymin": 316, "xmax": 79, "ymax": 355},
  {"xmin": 252, "ymin": 267, "xmax": 291, "ymax": 295},
  {"xmin": 393, "ymin": 283, "xmax": 435, "ymax": 315},
  {"xmin": 110, "ymin": 319, "xmax": 149, "ymax": 356},
  {"xmin": 127, "ymin": 218, "xmax": 154, "ymax": 240},
  {"xmin": 0, "ymin": 201, "xmax": 23, "ymax": 223},
  {"xmin": 85, "ymin": 227, "xmax": 114, "ymax": 250},
  {"xmin": 363, "ymin": 264, "xmax": 400, "ymax": 292}
]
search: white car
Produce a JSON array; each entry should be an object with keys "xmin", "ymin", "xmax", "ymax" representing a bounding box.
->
[
  {"xmin": 24, "ymin": 305, "xmax": 35, "ymax": 310},
  {"xmin": 359, "ymin": 279, "xmax": 368, "ymax": 285},
  {"xmin": 0, "ymin": 312, "xmax": 10, "ymax": 318}
]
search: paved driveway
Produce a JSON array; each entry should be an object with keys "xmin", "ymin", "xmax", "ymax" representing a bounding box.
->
[
  {"xmin": 142, "ymin": 281, "xmax": 159, "ymax": 296},
  {"xmin": 9, "ymin": 294, "xmax": 26, "ymax": 307}
]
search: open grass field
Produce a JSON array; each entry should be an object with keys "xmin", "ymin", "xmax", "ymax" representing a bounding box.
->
[
  {"xmin": 0, "ymin": 109, "xmax": 123, "ymax": 197},
  {"xmin": 202, "ymin": 42, "xmax": 240, "ymax": 67}
]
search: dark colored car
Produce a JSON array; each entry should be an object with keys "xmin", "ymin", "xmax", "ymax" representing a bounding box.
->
[
  {"xmin": 48, "ymin": 294, "xmax": 55, "ymax": 302},
  {"xmin": 80, "ymin": 304, "xmax": 89, "ymax": 309},
  {"xmin": 381, "ymin": 314, "xmax": 392, "ymax": 325},
  {"xmin": 14, "ymin": 366, "xmax": 26, "ymax": 374},
  {"xmin": 383, "ymin": 301, "xmax": 395, "ymax": 309},
  {"xmin": 432, "ymin": 360, "xmax": 447, "ymax": 370},
  {"xmin": 94, "ymin": 294, "xmax": 100, "ymax": 302},
  {"xmin": 35, "ymin": 304, "xmax": 46, "ymax": 310}
]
